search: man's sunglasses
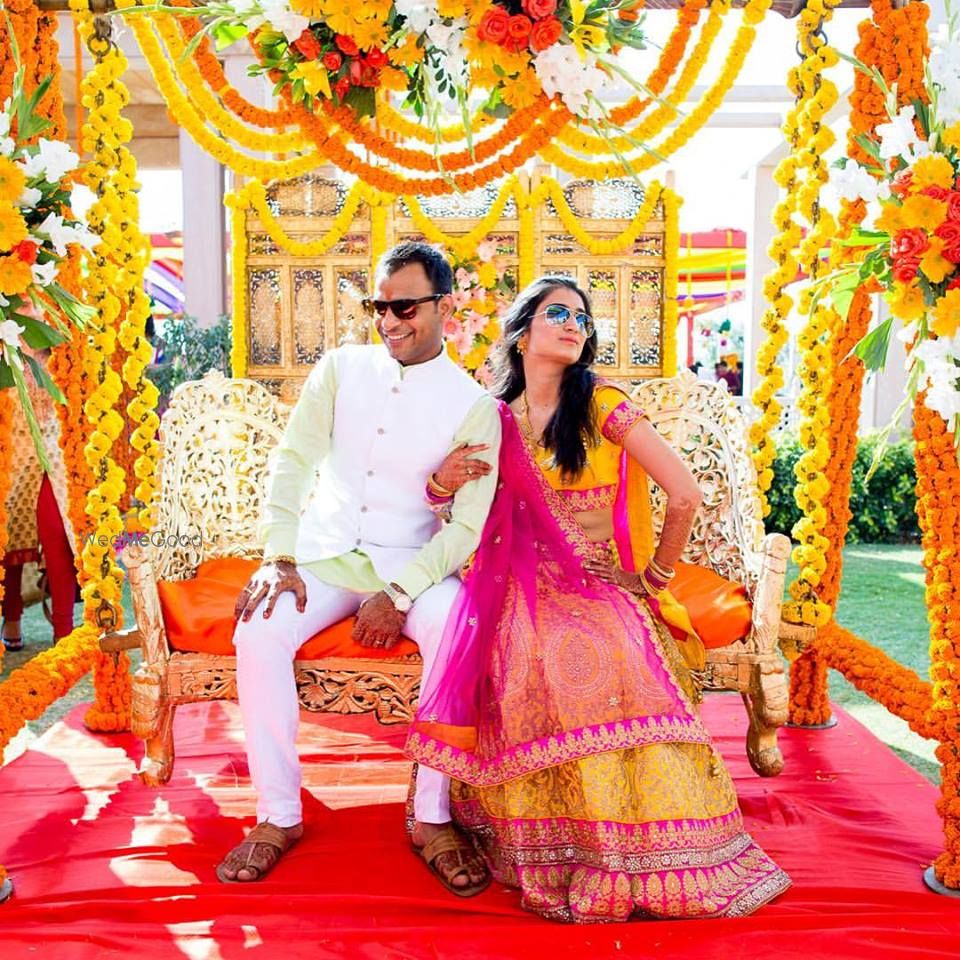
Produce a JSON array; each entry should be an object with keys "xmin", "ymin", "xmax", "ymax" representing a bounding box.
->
[
  {"xmin": 534, "ymin": 303, "xmax": 596, "ymax": 338},
  {"xmin": 361, "ymin": 294, "xmax": 444, "ymax": 320}
]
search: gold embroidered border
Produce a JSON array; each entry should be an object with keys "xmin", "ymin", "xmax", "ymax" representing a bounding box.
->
[
  {"xmin": 408, "ymin": 712, "xmax": 712, "ymax": 786},
  {"xmin": 557, "ymin": 485, "xmax": 617, "ymax": 512},
  {"xmin": 602, "ymin": 399, "xmax": 647, "ymax": 446}
]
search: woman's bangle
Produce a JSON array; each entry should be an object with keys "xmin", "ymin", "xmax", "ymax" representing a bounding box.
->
[
  {"xmin": 647, "ymin": 557, "xmax": 675, "ymax": 583},
  {"xmin": 427, "ymin": 473, "xmax": 455, "ymax": 500},
  {"xmin": 636, "ymin": 569, "xmax": 664, "ymax": 598},
  {"xmin": 642, "ymin": 565, "xmax": 671, "ymax": 593}
]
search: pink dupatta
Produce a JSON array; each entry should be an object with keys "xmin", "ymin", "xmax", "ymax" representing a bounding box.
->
[{"xmin": 407, "ymin": 403, "xmax": 708, "ymax": 786}]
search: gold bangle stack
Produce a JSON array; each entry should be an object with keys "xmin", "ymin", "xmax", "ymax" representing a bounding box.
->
[
  {"xmin": 636, "ymin": 569, "xmax": 664, "ymax": 597},
  {"xmin": 648, "ymin": 557, "xmax": 676, "ymax": 582},
  {"xmin": 427, "ymin": 473, "xmax": 454, "ymax": 498}
]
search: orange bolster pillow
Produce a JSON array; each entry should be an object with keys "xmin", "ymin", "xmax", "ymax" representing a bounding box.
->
[
  {"xmin": 157, "ymin": 556, "xmax": 419, "ymax": 659},
  {"xmin": 670, "ymin": 561, "xmax": 753, "ymax": 650}
]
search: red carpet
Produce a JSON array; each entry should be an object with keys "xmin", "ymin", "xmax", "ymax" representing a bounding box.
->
[{"xmin": 1, "ymin": 695, "xmax": 958, "ymax": 959}]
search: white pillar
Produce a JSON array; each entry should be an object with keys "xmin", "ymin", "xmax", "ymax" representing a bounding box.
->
[
  {"xmin": 180, "ymin": 128, "xmax": 225, "ymax": 327},
  {"xmin": 743, "ymin": 161, "xmax": 779, "ymax": 403}
]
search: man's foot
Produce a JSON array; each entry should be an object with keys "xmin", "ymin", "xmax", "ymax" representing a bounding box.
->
[
  {"xmin": 216, "ymin": 821, "xmax": 303, "ymax": 883},
  {"xmin": 411, "ymin": 821, "xmax": 490, "ymax": 897}
]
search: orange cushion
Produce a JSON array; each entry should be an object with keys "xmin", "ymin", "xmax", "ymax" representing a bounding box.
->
[
  {"xmin": 670, "ymin": 561, "xmax": 753, "ymax": 650},
  {"xmin": 158, "ymin": 557, "xmax": 419, "ymax": 659},
  {"xmin": 158, "ymin": 558, "xmax": 751, "ymax": 659}
]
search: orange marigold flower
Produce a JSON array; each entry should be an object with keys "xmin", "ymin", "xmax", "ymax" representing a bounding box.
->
[
  {"xmin": 888, "ymin": 282, "xmax": 926, "ymax": 321},
  {"xmin": 0, "ymin": 203, "xmax": 27, "ymax": 252},
  {"xmin": 932, "ymin": 287, "xmax": 960, "ymax": 337},
  {"xmin": 900, "ymin": 193, "xmax": 947, "ymax": 230},
  {"xmin": 0, "ymin": 254, "xmax": 33, "ymax": 295},
  {"xmin": 0, "ymin": 158, "xmax": 25, "ymax": 205},
  {"xmin": 943, "ymin": 122, "xmax": 960, "ymax": 152},
  {"xmin": 389, "ymin": 34, "xmax": 424, "ymax": 68},
  {"xmin": 921, "ymin": 236, "xmax": 956, "ymax": 284},
  {"xmin": 874, "ymin": 202, "xmax": 906, "ymax": 234},
  {"xmin": 911, "ymin": 154, "xmax": 956, "ymax": 191}
]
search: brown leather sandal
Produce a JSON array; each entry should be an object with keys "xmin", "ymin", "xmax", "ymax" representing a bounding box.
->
[
  {"xmin": 215, "ymin": 822, "xmax": 299, "ymax": 883},
  {"xmin": 413, "ymin": 825, "xmax": 491, "ymax": 898}
]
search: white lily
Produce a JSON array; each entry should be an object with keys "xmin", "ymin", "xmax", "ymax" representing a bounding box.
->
[
  {"xmin": 0, "ymin": 317, "xmax": 25, "ymax": 349},
  {"xmin": 31, "ymin": 260, "xmax": 58, "ymax": 287}
]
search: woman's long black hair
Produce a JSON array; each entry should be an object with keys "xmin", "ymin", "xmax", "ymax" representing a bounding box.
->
[{"xmin": 490, "ymin": 276, "xmax": 599, "ymax": 480}]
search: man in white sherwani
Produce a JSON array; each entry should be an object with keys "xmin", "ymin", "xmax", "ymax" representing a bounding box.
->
[{"xmin": 217, "ymin": 243, "xmax": 500, "ymax": 895}]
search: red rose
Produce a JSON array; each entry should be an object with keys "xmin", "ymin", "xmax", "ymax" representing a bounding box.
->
[
  {"xmin": 522, "ymin": 0, "xmax": 557, "ymax": 17},
  {"xmin": 322, "ymin": 51, "xmax": 343, "ymax": 72},
  {"xmin": 935, "ymin": 221, "xmax": 960, "ymax": 259},
  {"xmin": 943, "ymin": 245, "xmax": 960, "ymax": 265},
  {"xmin": 365, "ymin": 47, "xmax": 388, "ymax": 69},
  {"xmin": 947, "ymin": 275, "xmax": 960, "ymax": 290},
  {"xmin": 335, "ymin": 34, "xmax": 359, "ymax": 56},
  {"xmin": 14, "ymin": 239, "xmax": 37, "ymax": 265},
  {"xmin": 922, "ymin": 185, "xmax": 951, "ymax": 201},
  {"xmin": 892, "ymin": 227, "xmax": 929, "ymax": 259},
  {"xmin": 891, "ymin": 257, "xmax": 920, "ymax": 284},
  {"xmin": 506, "ymin": 14, "xmax": 532, "ymax": 50},
  {"xmin": 293, "ymin": 29, "xmax": 323, "ymax": 60},
  {"xmin": 477, "ymin": 6, "xmax": 510, "ymax": 44},
  {"xmin": 334, "ymin": 76, "xmax": 351, "ymax": 101},
  {"xmin": 947, "ymin": 192, "xmax": 960, "ymax": 223},
  {"xmin": 529, "ymin": 15, "xmax": 562, "ymax": 51},
  {"xmin": 891, "ymin": 170, "xmax": 914, "ymax": 197},
  {"xmin": 349, "ymin": 57, "xmax": 380, "ymax": 87}
]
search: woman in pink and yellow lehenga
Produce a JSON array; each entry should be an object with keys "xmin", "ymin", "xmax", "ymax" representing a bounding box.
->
[{"xmin": 407, "ymin": 277, "xmax": 790, "ymax": 923}]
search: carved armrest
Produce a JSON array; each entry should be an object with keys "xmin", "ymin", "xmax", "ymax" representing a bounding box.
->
[
  {"xmin": 747, "ymin": 532, "xmax": 791, "ymax": 655},
  {"xmin": 123, "ymin": 542, "xmax": 172, "ymax": 667}
]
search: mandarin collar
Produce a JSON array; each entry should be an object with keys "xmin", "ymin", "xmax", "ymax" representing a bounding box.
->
[{"xmin": 385, "ymin": 344, "xmax": 450, "ymax": 381}]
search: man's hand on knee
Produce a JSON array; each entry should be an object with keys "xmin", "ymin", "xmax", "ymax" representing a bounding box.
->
[
  {"xmin": 234, "ymin": 560, "xmax": 308, "ymax": 622},
  {"xmin": 353, "ymin": 592, "xmax": 405, "ymax": 649}
]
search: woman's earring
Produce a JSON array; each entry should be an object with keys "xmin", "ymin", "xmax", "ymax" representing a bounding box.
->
[{"xmin": 517, "ymin": 337, "xmax": 527, "ymax": 356}]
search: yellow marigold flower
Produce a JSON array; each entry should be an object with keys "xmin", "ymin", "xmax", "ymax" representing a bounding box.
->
[
  {"xmin": 390, "ymin": 35, "xmax": 424, "ymax": 68},
  {"xmin": 900, "ymin": 194, "xmax": 947, "ymax": 230},
  {"xmin": 464, "ymin": 344, "xmax": 487, "ymax": 369},
  {"xmin": 920, "ymin": 237, "xmax": 955, "ymax": 285},
  {"xmin": 888, "ymin": 283, "xmax": 926, "ymax": 322},
  {"xmin": 502, "ymin": 68, "xmax": 542, "ymax": 110},
  {"xmin": 911, "ymin": 154, "xmax": 955, "ymax": 191},
  {"xmin": 437, "ymin": 0, "xmax": 466, "ymax": 16},
  {"xmin": 943, "ymin": 122, "xmax": 960, "ymax": 151},
  {"xmin": 288, "ymin": 0, "xmax": 326, "ymax": 17},
  {"xmin": 874, "ymin": 202, "xmax": 906, "ymax": 235},
  {"xmin": 0, "ymin": 253, "xmax": 32, "ymax": 294},
  {"xmin": 0, "ymin": 203, "xmax": 27, "ymax": 252},
  {"xmin": 933, "ymin": 288, "xmax": 960, "ymax": 337},
  {"xmin": 324, "ymin": 11, "xmax": 359, "ymax": 35},
  {"xmin": 0, "ymin": 158, "xmax": 25, "ymax": 204},
  {"xmin": 352, "ymin": 18, "xmax": 389, "ymax": 50}
]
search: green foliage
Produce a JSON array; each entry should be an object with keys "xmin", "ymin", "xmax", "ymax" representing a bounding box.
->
[
  {"xmin": 765, "ymin": 432, "xmax": 919, "ymax": 544},
  {"xmin": 150, "ymin": 313, "xmax": 232, "ymax": 413}
]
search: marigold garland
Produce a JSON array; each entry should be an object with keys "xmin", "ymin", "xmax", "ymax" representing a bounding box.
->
[
  {"xmin": 541, "ymin": 0, "xmax": 770, "ymax": 180},
  {"xmin": 914, "ymin": 399, "xmax": 960, "ymax": 888},
  {"xmin": 781, "ymin": 0, "xmax": 842, "ymax": 637},
  {"xmin": 227, "ymin": 193, "xmax": 248, "ymax": 378},
  {"xmin": 556, "ymin": 0, "xmax": 720, "ymax": 156},
  {"xmin": 72, "ymin": 0, "xmax": 139, "ymax": 732},
  {"xmin": 788, "ymin": 0, "xmax": 931, "ymax": 724}
]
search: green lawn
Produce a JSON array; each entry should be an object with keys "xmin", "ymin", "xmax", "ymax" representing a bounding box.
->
[
  {"xmin": 2, "ymin": 545, "xmax": 941, "ymax": 783},
  {"xmin": 789, "ymin": 543, "xmax": 939, "ymax": 783}
]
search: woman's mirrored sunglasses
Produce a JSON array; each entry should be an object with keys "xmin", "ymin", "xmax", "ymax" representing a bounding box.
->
[
  {"xmin": 361, "ymin": 294, "xmax": 443, "ymax": 320},
  {"xmin": 534, "ymin": 303, "xmax": 596, "ymax": 338}
]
